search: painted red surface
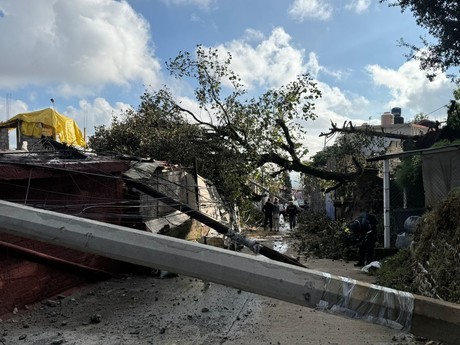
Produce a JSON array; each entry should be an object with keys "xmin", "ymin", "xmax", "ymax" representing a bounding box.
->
[
  {"xmin": 0, "ymin": 159, "xmax": 147, "ymax": 317},
  {"xmin": 0, "ymin": 233, "xmax": 141, "ymax": 316}
]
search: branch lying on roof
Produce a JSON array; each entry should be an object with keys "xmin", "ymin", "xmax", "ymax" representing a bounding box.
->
[{"xmin": 320, "ymin": 120, "xmax": 422, "ymax": 140}]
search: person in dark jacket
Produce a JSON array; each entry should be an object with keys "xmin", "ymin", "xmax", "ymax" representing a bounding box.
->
[
  {"xmin": 262, "ymin": 198, "xmax": 274, "ymax": 231},
  {"xmin": 285, "ymin": 201, "xmax": 298, "ymax": 230},
  {"xmin": 349, "ymin": 212, "xmax": 378, "ymax": 267},
  {"xmin": 272, "ymin": 198, "xmax": 281, "ymax": 232}
]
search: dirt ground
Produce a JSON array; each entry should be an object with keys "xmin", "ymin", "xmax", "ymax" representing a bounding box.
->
[{"xmin": 0, "ymin": 223, "xmax": 444, "ymax": 345}]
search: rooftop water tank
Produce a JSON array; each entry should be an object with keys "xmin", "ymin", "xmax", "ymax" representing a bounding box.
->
[
  {"xmin": 394, "ymin": 116, "xmax": 404, "ymax": 124},
  {"xmin": 381, "ymin": 112, "xmax": 394, "ymax": 125},
  {"xmin": 391, "ymin": 107, "xmax": 404, "ymax": 123},
  {"xmin": 391, "ymin": 107, "xmax": 401, "ymax": 116}
]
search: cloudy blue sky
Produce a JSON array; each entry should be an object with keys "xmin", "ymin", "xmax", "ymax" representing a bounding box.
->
[{"xmin": 0, "ymin": 0, "xmax": 457, "ymax": 156}]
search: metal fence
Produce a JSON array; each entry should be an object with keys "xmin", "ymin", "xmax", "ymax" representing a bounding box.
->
[
  {"xmin": 368, "ymin": 144, "xmax": 460, "ymax": 248},
  {"xmin": 296, "ymin": 145, "xmax": 460, "ymax": 249}
]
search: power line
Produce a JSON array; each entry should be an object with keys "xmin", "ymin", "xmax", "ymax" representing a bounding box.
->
[
  {"xmin": 425, "ymin": 104, "xmax": 448, "ymax": 117},
  {"xmin": 0, "ymin": 160, "xmax": 227, "ymax": 223}
]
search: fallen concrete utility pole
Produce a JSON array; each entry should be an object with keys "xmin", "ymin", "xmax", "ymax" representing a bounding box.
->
[
  {"xmin": 0, "ymin": 201, "xmax": 459, "ymax": 344},
  {"xmin": 122, "ymin": 175, "xmax": 305, "ymax": 268}
]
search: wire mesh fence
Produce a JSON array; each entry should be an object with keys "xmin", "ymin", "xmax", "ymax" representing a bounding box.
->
[{"xmin": 297, "ymin": 146, "xmax": 460, "ymax": 249}]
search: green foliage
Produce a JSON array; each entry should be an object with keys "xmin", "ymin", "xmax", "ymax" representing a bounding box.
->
[
  {"xmin": 310, "ymin": 130, "xmax": 385, "ymax": 206},
  {"xmin": 395, "ymin": 156, "xmax": 422, "ymax": 187},
  {"xmin": 432, "ymin": 139, "xmax": 460, "ymax": 148},
  {"xmin": 380, "ymin": 0, "xmax": 460, "ymax": 81},
  {"xmin": 292, "ymin": 211, "xmax": 356, "ymax": 260},
  {"xmin": 376, "ymin": 249, "xmax": 416, "ymax": 291},
  {"xmin": 88, "ymin": 91, "xmax": 251, "ymax": 205},
  {"xmin": 89, "ymin": 93, "xmax": 202, "ymax": 162},
  {"xmin": 312, "ymin": 130, "xmax": 385, "ymax": 172},
  {"xmin": 310, "ymin": 149, "xmax": 329, "ymax": 168},
  {"xmin": 417, "ymin": 188, "xmax": 460, "ymax": 303},
  {"xmin": 377, "ymin": 188, "xmax": 460, "ymax": 303},
  {"xmin": 89, "ymin": 46, "xmax": 324, "ymax": 207},
  {"xmin": 394, "ymin": 156, "xmax": 425, "ymax": 208},
  {"xmin": 166, "ymin": 46, "xmax": 321, "ymax": 163},
  {"xmin": 411, "ymin": 112, "xmax": 428, "ymax": 123},
  {"xmin": 446, "ymin": 90, "xmax": 460, "ymax": 130},
  {"xmin": 92, "ymin": 44, "xmax": 366, "ymax": 207}
]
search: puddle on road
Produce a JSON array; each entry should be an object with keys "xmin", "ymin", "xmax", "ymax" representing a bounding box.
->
[
  {"xmin": 272, "ymin": 240, "xmax": 289, "ymax": 254},
  {"xmin": 241, "ymin": 220, "xmax": 298, "ymax": 257}
]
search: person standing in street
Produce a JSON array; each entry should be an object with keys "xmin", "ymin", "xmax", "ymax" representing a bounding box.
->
[
  {"xmin": 272, "ymin": 198, "xmax": 281, "ymax": 232},
  {"xmin": 286, "ymin": 201, "xmax": 298, "ymax": 230},
  {"xmin": 262, "ymin": 198, "xmax": 274, "ymax": 231},
  {"xmin": 349, "ymin": 212, "xmax": 378, "ymax": 267}
]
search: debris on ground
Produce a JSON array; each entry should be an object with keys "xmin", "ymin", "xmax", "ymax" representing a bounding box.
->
[
  {"xmin": 377, "ymin": 188, "xmax": 460, "ymax": 304},
  {"xmin": 290, "ymin": 211, "xmax": 356, "ymax": 261},
  {"xmin": 361, "ymin": 261, "xmax": 381, "ymax": 273}
]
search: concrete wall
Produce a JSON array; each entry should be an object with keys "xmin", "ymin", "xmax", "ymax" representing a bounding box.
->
[{"xmin": 141, "ymin": 169, "xmax": 231, "ymax": 242}]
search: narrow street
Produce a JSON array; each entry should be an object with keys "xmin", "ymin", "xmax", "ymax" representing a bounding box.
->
[{"xmin": 0, "ymin": 219, "xmax": 432, "ymax": 345}]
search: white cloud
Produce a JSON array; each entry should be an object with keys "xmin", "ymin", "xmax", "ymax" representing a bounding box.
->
[
  {"xmin": 190, "ymin": 13, "xmax": 201, "ymax": 22},
  {"xmin": 0, "ymin": 0, "xmax": 162, "ymax": 96},
  {"xmin": 205, "ymin": 28, "xmax": 374, "ymax": 158},
  {"xmin": 213, "ymin": 27, "xmax": 306, "ymax": 89},
  {"xmin": 161, "ymin": 0, "xmax": 214, "ymax": 9},
  {"xmin": 65, "ymin": 97, "xmax": 132, "ymax": 139},
  {"xmin": 345, "ymin": 0, "xmax": 371, "ymax": 14},
  {"xmin": 243, "ymin": 28, "xmax": 266, "ymax": 43},
  {"xmin": 0, "ymin": 96, "xmax": 28, "ymax": 121},
  {"xmin": 366, "ymin": 59, "xmax": 456, "ymax": 120},
  {"xmin": 288, "ymin": 0, "xmax": 333, "ymax": 21},
  {"xmin": 305, "ymin": 52, "xmax": 322, "ymax": 78},
  {"xmin": 317, "ymin": 82, "xmax": 370, "ymax": 117},
  {"xmin": 306, "ymin": 52, "xmax": 347, "ymax": 80},
  {"xmin": 298, "ymin": 80, "xmax": 373, "ymax": 158}
]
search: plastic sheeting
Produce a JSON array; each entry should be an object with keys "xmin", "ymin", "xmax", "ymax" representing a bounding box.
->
[
  {"xmin": 1, "ymin": 108, "xmax": 85, "ymax": 147},
  {"xmin": 422, "ymin": 149, "xmax": 460, "ymax": 207},
  {"xmin": 317, "ymin": 272, "xmax": 414, "ymax": 331}
]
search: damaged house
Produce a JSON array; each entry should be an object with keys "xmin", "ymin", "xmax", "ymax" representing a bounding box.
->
[{"xmin": 0, "ymin": 109, "xmax": 231, "ymax": 316}]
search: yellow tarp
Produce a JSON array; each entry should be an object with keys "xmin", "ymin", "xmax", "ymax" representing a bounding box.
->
[{"xmin": 2, "ymin": 108, "xmax": 86, "ymax": 147}]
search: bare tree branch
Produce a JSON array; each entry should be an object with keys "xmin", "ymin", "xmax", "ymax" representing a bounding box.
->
[
  {"xmin": 322, "ymin": 181, "xmax": 344, "ymax": 193},
  {"xmin": 174, "ymin": 104, "xmax": 215, "ymax": 129},
  {"xmin": 259, "ymin": 153, "xmax": 363, "ymax": 183},
  {"xmin": 276, "ymin": 118, "xmax": 299, "ymax": 161},
  {"xmin": 320, "ymin": 120, "xmax": 422, "ymax": 140}
]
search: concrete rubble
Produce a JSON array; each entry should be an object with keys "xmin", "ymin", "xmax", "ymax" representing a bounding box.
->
[{"xmin": 0, "ymin": 267, "xmax": 443, "ymax": 345}]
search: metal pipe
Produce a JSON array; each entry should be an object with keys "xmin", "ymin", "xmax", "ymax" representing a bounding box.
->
[{"xmin": 383, "ymin": 159, "xmax": 391, "ymax": 248}]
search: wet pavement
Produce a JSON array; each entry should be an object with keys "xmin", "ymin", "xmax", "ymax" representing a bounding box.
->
[{"xmin": 241, "ymin": 219, "xmax": 377, "ymax": 284}]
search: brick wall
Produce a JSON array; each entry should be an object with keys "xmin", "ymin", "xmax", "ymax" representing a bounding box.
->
[
  {"xmin": 21, "ymin": 136, "xmax": 42, "ymax": 151},
  {"xmin": 0, "ymin": 128, "xmax": 8, "ymax": 150}
]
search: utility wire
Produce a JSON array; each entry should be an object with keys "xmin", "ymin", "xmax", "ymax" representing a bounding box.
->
[
  {"xmin": 425, "ymin": 104, "xmax": 448, "ymax": 117},
  {"xmin": 0, "ymin": 160, "xmax": 227, "ymax": 222}
]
